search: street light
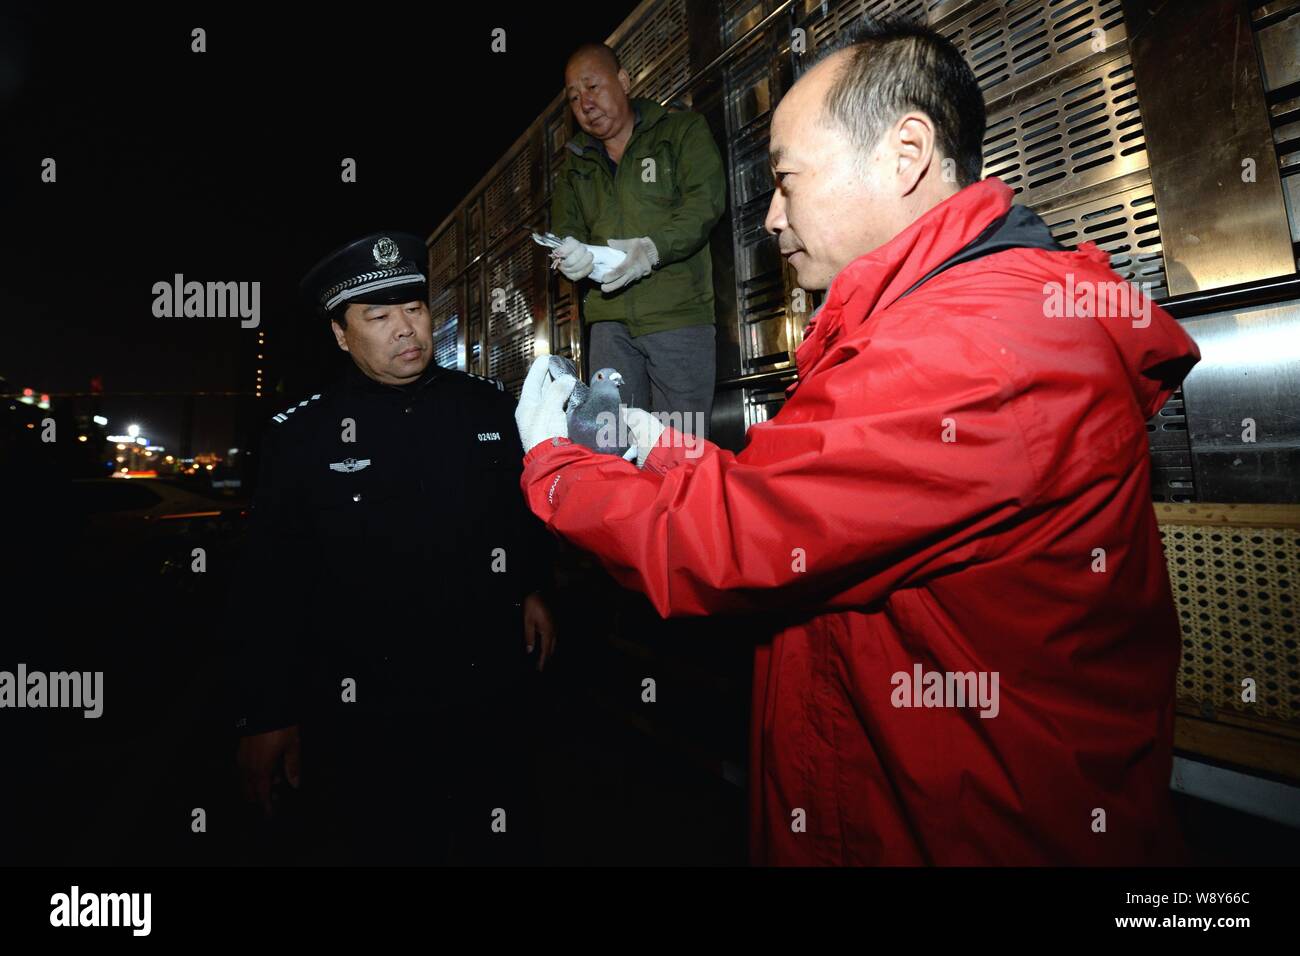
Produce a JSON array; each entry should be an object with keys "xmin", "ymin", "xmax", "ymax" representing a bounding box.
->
[{"xmin": 127, "ymin": 424, "xmax": 141, "ymax": 438}]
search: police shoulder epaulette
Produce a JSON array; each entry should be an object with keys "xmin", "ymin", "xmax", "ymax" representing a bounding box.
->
[
  {"xmin": 465, "ymin": 372, "xmax": 504, "ymax": 392},
  {"xmin": 271, "ymin": 393, "xmax": 325, "ymax": 424}
]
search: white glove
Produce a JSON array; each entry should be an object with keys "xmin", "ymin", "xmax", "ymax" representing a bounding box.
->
[
  {"xmin": 621, "ymin": 406, "xmax": 666, "ymax": 469},
  {"xmin": 600, "ymin": 237, "xmax": 659, "ymax": 293},
  {"xmin": 515, "ymin": 356, "xmax": 576, "ymax": 453},
  {"xmin": 555, "ymin": 236, "xmax": 594, "ymax": 282}
]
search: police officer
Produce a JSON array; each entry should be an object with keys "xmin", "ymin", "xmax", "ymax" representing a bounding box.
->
[{"xmin": 232, "ymin": 232, "xmax": 556, "ymax": 865}]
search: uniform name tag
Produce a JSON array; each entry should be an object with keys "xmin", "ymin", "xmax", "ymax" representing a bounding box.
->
[{"xmin": 329, "ymin": 458, "xmax": 371, "ymax": 473}]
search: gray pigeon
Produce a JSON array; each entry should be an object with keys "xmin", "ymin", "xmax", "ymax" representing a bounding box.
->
[{"xmin": 547, "ymin": 356, "xmax": 632, "ymax": 458}]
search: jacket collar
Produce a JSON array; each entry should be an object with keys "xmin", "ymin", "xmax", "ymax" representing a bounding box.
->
[
  {"xmin": 792, "ymin": 177, "xmax": 1016, "ymax": 387},
  {"xmin": 565, "ymin": 98, "xmax": 666, "ymax": 157},
  {"xmin": 341, "ymin": 355, "xmax": 449, "ymax": 396}
]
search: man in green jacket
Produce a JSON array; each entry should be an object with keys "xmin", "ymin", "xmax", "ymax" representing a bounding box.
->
[{"xmin": 550, "ymin": 42, "xmax": 726, "ymax": 441}]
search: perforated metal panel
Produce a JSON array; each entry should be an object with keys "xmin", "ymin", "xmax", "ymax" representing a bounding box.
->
[
  {"xmin": 546, "ymin": 105, "xmax": 573, "ymax": 194},
  {"xmin": 466, "ymin": 268, "xmax": 483, "ymax": 374},
  {"xmin": 429, "ymin": 223, "xmax": 464, "ymax": 371},
  {"xmin": 982, "ymin": 55, "xmax": 1149, "ymax": 209},
  {"xmin": 617, "ymin": 0, "xmax": 692, "ymax": 103},
  {"xmin": 1147, "ymin": 389, "xmax": 1194, "ymax": 503},
  {"xmin": 486, "ymin": 241, "xmax": 540, "ymax": 342},
  {"xmin": 938, "ymin": 0, "xmax": 1126, "ymax": 104},
  {"xmin": 428, "ymin": 223, "xmax": 460, "ymax": 291},
  {"xmin": 1255, "ymin": 2, "xmax": 1300, "ymax": 267},
  {"xmin": 723, "ymin": 9, "xmax": 810, "ymax": 383},
  {"xmin": 1039, "ymin": 180, "xmax": 1167, "ymax": 299},
  {"xmin": 484, "ymin": 236, "xmax": 547, "ymax": 392},
  {"xmin": 484, "ymin": 134, "xmax": 544, "ymax": 249},
  {"xmin": 746, "ymin": 371, "xmax": 799, "ymax": 428},
  {"xmin": 488, "ymin": 332, "xmax": 535, "ymax": 399},
  {"xmin": 1163, "ymin": 522, "xmax": 1300, "ymax": 722},
  {"xmin": 810, "ymin": 0, "xmax": 926, "ymax": 48},
  {"xmin": 465, "ymin": 197, "xmax": 484, "ymax": 266},
  {"xmin": 430, "ymin": 283, "xmax": 460, "ymax": 371},
  {"xmin": 724, "ymin": 0, "xmax": 773, "ymax": 47}
]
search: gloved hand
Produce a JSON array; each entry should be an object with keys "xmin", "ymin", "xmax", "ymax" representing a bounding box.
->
[
  {"xmin": 554, "ymin": 236, "xmax": 595, "ymax": 282},
  {"xmin": 600, "ymin": 237, "xmax": 659, "ymax": 293},
  {"xmin": 515, "ymin": 355, "xmax": 577, "ymax": 453},
  {"xmin": 621, "ymin": 406, "xmax": 666, "ymax": 469}
]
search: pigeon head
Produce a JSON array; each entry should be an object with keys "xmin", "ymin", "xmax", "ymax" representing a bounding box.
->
[{"xmin": 592, "ymin": 368, "xmax": 624, "ymax": 389}]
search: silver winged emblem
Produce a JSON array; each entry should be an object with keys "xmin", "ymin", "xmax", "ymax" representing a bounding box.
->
[{"xmin": 329, "ymin": 457, "xmax": 372, "ymax": 473}]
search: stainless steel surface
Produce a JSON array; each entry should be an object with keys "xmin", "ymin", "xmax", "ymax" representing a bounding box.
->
[
  {"xmin": 484, "ymin": 130, "xmax": 544, "ymax": 251},
  {"xmin": 937, "ymin": 0, "xmax": 1127, "ymax": 108},
  {"xmin": 484, "ymin": 232, "xmax": 549, "ymax": 393},
  {"xmin": 1180, "ymin": 298, "xmax": 1300, "ymax": 503},
  {"xmin": 1254, "ymin": 2, "xmax": 1300, "ymax": 92},
  {"xmin": 1124, "ymin": 0, "xmax": 1296, "ymax": 295},
  {"xmin": 1284, "ymin": 173, "xmax": 1300, "ymax": 245},
  {"xmin": 466, "ymin": 267, "xmax": 483, "ymax": 373},
  {"xmin": 810, "ymin": 0, "xmax": 926, "ymax": 50},
  {"xmin": 1147, "ymin": 387, "xmax": 1194, "ymax": 502},
  {"xmin": 1253, "ymin": 0, "xmax": 1300, "ymax": 21},
  {"xmin": 651, "ymin": 0, "xmax": 795, "ymax": 122},
  {"xmin": 465, "ymin": 196, "xmax": 484, "ymax": 267},
  {"xmin": 430, "ymin": 282, "xmax": 461, "ymax": 372},
  {"xmin": 428, "ymin": 220, "xmax": 461, "ymax": 290},
  {"xmin": 1038, "ymin": 176, "xmax": 1168, "ymax": 298},
  {"xmin": 616, "ymin": 0, "xmax": 692, "ymax": 103},
  {"xmin": 723, "ymin": 3, "xmax": 810, "ymax": 385},
  {"xmin": 981, "ymin": 52, "xmax": 1150, "ymax": 210}
]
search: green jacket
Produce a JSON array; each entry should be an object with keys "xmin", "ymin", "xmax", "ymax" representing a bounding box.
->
[{"xmin": 549, "ymin": 98, "xmax": 726, "ymax": 337}]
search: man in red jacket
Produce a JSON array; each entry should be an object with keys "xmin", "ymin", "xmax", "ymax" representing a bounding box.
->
[{"xmin": 514, "ymin": 18, "xmax": 1200, "ymax": 864}]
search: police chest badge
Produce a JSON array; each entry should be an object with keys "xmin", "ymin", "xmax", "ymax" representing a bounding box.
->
[{"xmin": 329, "ymin": 457, "xmax": 371, "ymax": 473}]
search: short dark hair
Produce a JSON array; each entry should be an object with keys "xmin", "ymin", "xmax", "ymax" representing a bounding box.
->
[
  {"xmin": 565, "ymin": 42, "xmax": 621, "ymax": 76},
  {"xmin": 813, "ymin": 17, "xmax": 986, "ymax": 187},
  {"xmin": 325, "ymin": 303, "xmax": 348, "ymax": 330}
]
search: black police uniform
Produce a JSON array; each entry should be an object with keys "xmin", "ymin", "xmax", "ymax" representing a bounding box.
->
[{"xmin": 231, "ymin": 233, "xmax": 554, "ymax": 864}]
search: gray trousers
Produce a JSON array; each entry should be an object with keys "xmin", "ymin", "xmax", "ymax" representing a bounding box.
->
[{"xmin": 588, "ymin": 321, "xmax": 716, "ymax": 441}]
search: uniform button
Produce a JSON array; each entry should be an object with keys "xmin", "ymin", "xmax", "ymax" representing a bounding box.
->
[
  {"xmin": 352, "ymin": 493, "xmax": 362, "ymax": 502},
  {"xmin": 404, "ymin": 406, "xmax": 413, "ymax": 414}
]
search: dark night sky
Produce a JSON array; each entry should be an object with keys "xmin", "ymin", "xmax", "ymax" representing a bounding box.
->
[{"xmin": 0, "ymin": 5, "xmax": 637, "ymax": 453}]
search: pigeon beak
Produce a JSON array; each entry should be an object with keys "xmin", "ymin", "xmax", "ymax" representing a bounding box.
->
[{"xmin": 609, "ymin": 372, "xmax": 624, "ymax": 387}]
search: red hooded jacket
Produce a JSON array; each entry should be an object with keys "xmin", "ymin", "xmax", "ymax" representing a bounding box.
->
[{"xmin": 521, "ymin": 177, "xmax": 1200, "ymax": 865}]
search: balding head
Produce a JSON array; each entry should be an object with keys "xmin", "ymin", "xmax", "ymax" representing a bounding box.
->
[
  {"xmin": 566, "ymin": 42, "xmax": 621, "ymax": 75},
  {"xmin": 764, "ymin": 18, "xmax": 984, "ymax": 290},
  {"xmin": 813, "ymin": 21, "xmax": 985, "ymax": 186}
]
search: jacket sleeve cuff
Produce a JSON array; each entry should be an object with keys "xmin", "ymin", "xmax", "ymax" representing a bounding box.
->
[{"xmin": 524, "ymin": 435, "xmax": 576, "ymax": 459}]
